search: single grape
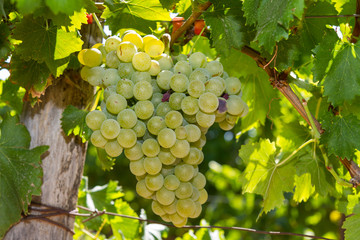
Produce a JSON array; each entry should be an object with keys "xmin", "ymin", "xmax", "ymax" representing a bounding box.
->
[
  {"xmin": 82, "ymin": 48, "xmax": 103, "ymax": 67},
  {"xmin": 106, "ymin": 94, "xmax": 127, "ymax": 115},
  {"xmin": 169, "ymin": 213, "xmax": 187, "ymax": 227},
  {"xmin": 144, "ymin": 157, "xmax": 162, "ymax": 175},
  {"xmin": 160, "ymin": 214, "xmax": 171, "ymax": 222},
  {"xmin": 151, "ymin": 79, "xmax": 161, "ymax": 93},
  {"xmin": 116, "ymin": 79, "xmax": 134, "ymax": 99},
  {"xmin": 198, "ymin": 92, "xmax": 219, "ymax": 113},
  {"xmin": 198, "ymin": 188, "xmax": 208, "ymax": 204},
  {"xmin": 156, "ymin": 187, "xmax": 175, "ymax": 206},
  {"xmin": 189, "ymin": 52, "xmax": 207, "ymax": 69},
  {"xmin": 173, "ymin": 60, "xmax": 192, "ymax": 77},
  {"xmin": 117, "ymin": 109, "xmax": 137, "ymax": 129},
  {"xmin": 117, "ymin": 129, "xmax": 137, "ymax": 148},
  {"xmin": 100, "ymin": 119, "xmax": 120, "ymax": 139},
  {"xmin": 190, "ymin": 201, "xmax": 202, "ymax": 218},
  {"xmin": 157, "ymin": 128, "xmax": 176, "ymax": 148},
  {"xmin": 151, "ymin": 92, "xmax": 163, "ymax": 108},
  {"xmin": 156, "ymin": 53, "xmax": 173, "ymax": 70},
  {"xmin": 191, "ymin": 186, "xmax": 200, "ymax": 202},
  {"xmin": 169, "ymin": 92, "xmax": 186, "ymax": 110},
  {"xmin": 175, "ymin": 126, "xmax": 187, "ymax": 140},
  {"xmin": 181, "ymin": 96, "xmax": 199, "ymax": 115},
  {"xmin": 218, "ymin": 120, "xmax": 234, "ymax": 131},
  {"xmin": 161, "ymin": 165, "xmax": 175, "ymax": 176},
  {"xmin": 226, "ymin": 113, "xmax": 238, "ymax": 125},
  {"xmin": 170, "ymin": 74, "xmax": 189, "ymax": 93},
  {"xmin": 225, "ymin": 76, "xmax": 242, "ymax": 95},
  {"xmin": 103, "ymin": 85, "xmax": 116, "ymax": 102},
  {"xmin": 136, "ymin": 179, "xmax": 154, "ymax": 199},
  {"xmin": 106, "ymin": 51, "xmax": 120, "ymax": 68},
  {"xmin": 144, "ymin": 39, "xmax": 165, "ymax": 58},
  {"xmin": 145, "ymin": 173, "xmax": 164, "ymax": 191},
  {"xmin": 205, "ymin": 77, "xmax": 225, "ymax": 97},
  {"xmin": 170, "ymin": 139, "xmax": 190, "ymax": 158},
  {"xmin": 189, "ymin": 68, "xmax": 211, "ymax": 83},
  {"xmin": 176, "ymin": 54, "xmax": 187, "ymax": 62},
  {"xmin": 134, "ymin": 100, "xmax": 154, "ymax": 120},
  {"xmin": 164, "ymin": 174, "xmax": 180, "ymax": 191},
  {"xmin": 124, "ymin": 142, "xmax": 144, "ymax": 160},
  {"xmin": 175, "ymin": 163, "xmax": 195, "ymax": 182},
  {"xmin": 118, "ymin": 62, "xmax": 134, "ymax": 78},
  {"xmin": 163, "ymin": 200, "xmax": 177, "ymax": 214},
  {"xmin": 86, "ymin": 110, "xmax": 106, "ymax": 130},
  {"xmin": 131, "ymin": 71, "xmax": 152, "ymax": 83},
  {"xmin": 183, "ymin": 147, "xmax": 202, "ymax": 165},
  {"xmin": 132, "ymin": 52, "xmax": 151, "ymax": 72},
  {"xmin": 129, "ymin": 158, "xmax": 146, "ymax": 176},
  {"xmin": 152, "ymin": 201, "xmax": 166, "ymax": 216},
  {"xmin": 133, "ymin": 80, "xmax": 153, "ymax": 101},
  {"xmin": 116, "ymin": 41, "xmax": 137, "ymax": 62},
  {"xmin": 105, "ymin": 36, "xmax": 121, "ymax": 52},
  {"xmin": 192, "ymin": 172, "xmax": 206, "ymax": 189},
  {"xmin": 132, "ymin": 120, "xmax": 146, "ymax": 138},
  {"xmin": 80, "ymin": 66, "xmax": 91, "ymax": 81},
  {"xmin": 195, "ymin": 111, "xmax": 215, "ymax": 128},
  {"xmin": 205, "ymin": 60, "xmax": 223, "ymax": 77},
  {"xmin": 226, "ymin": 95, "xmax": 247, "ymax": 116},
  {"xmin": 142, "ymin": 138, "xmax": 160, "ymax": 157},
  {"xmin": 105, "ymin": 140, "xmax": 123, "ymax": 157},
  {"xmin": 143, "ymin": 34, "xmax": 158, "ymax": 46},
  {"xmin": 149, "ymin": 60, "xmax": 161, "ymax": 76},
  {"xmin": 102, "ymin": 68, "xmax": 121, "ymax": 87},
  {"xmin": 184, "ymin": 124, "xmax": 201, "ymax": 142},
  {"xmin": 183, "ymin": 113, "xmax": 197, "ymax": 124},
  {"xmin": 90, "ymin": 130, "xmax": 108, "ymax": 148},
  {"xmin": 157, "ymin": 70, "xmax": 173, "ymax": 90},
  {"xmin": 158, "ymin": 148, "xmax": 176, "ymax": 165},
  {"xmin": 188, "ymin": 79, "xmax": 205, "ymax": 98},
  {"xmin": 156, "ymin": 102, "xmax": 172, "ymax": 118},
  {"xmin": 122, "ymin": 31, "xmax": 143, "ymax": 50},
  {"xmin": 87, "ymin": 67, "xmax": 105, "ymax": 86},
  {"xmin": 165, "ymin": 110, "xmax": 183, "ymax": 129},
  {"xmin": 147, "ymin": 116, "xmax": 166, "ymax": 135},
  {"xmin": 175, "ymin": 182, "xmax": 193, "ymax": 199},
  {"xmin": 176, "ymin": 198, "xmax": 196, "ymax": 218}
]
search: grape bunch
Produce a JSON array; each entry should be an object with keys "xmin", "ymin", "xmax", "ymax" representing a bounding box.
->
[{"xmin": 79, "ymin": 30, "xmax": 248, "ymax": 227}]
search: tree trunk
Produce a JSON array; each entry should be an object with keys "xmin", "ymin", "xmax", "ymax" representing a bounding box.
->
[{"xmin": 4, "ymin": 19, "xmax": 101, "ymax": 240}]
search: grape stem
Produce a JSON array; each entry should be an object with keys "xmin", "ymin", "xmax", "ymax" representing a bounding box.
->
[
  {"xmin": 188, "ymin": 25, "xmax": 207, "ymax": 55},
  {"xmin": 170, "ymin": 1, "xmax": 212, "ymax": 46},
  {"xmin": 92, "ymin": 13, "xmax": 107, "ymax": 39}
]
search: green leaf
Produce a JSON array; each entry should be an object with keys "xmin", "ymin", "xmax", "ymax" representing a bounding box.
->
[
  {"xmin": 247, "ymin": 0, "xmax": 305, "ymax": 52},
  {"xmin": 242, "ymin": 0, "xmax": 260, "ymax": 25},
  {"xmin": 293, "ymin": 173, "xmax": 314, "ymax": 203},
  {"xmin": 45, "ymin": 0, "xmax": 83, "ymax": 15},
  {"xmin": 204, "ymin": 5, "xmax": 248, "ymax": 56},
  {"xmin": 10, "ymin": 53, "xmax": 50, "ymax": 91},
  {"xmin": 0, "ymin": 80, "xmax": 24, "ymax": 113},
  {"xmin": 312, "ymin": 30, "xmax": 339, "ymax": 82},
  {"xmin": 0, "ymin": 23, "xmax": 11, "ymax": 59},
  {"xmin": 0, "ymin": 115, "xmax": 48, "ymax": 237},
  {"xmin": 97, "ymin": 148, "xmax": 116, "ymax": 171},
  {"xmin": 239, "ymin": 139, "xmax": 296, "ymax": 214},
  {"xmin": 322, "ymin": 42, "xmax": 360, "ymax": 106},
  {"xmin": 159, "ymin": 0, "xmax": 180, "ymax": 10},
  {"xmin": 11, "ymin": 0, "xmax": 42, "ymax": 14},
  {"xmin": 110, "ymin": 199, "xmax": 139, "ymax": 240},
  {"xmin": 343, "ymin": 213, "xmax": 360, "ymax": 240},
  {"xmin": 61, "ymin": 105, "xmax": 91, "ymax": 143},
  {"xmin": 104, "ymin": 0, "xmax": 170, "ymax": 21},
  {"xmin": 321, "ymin": 113, "xmax": 360, "ymax": 159},
  {"xmin": 13, "ymin": 16, "xmax": 83, "ymax": 76}
]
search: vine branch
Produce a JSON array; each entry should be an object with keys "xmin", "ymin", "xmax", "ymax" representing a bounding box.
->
[{"xmin": 170, "ymin": 1, "xmax": 212, "ymax": 46}]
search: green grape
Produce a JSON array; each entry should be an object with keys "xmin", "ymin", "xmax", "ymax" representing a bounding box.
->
[
  {"xmin": 188, "ymin": 79, "xmax": 205, "ymax": 98},
  {"xmin": 183, "ymin": 113, "xmax": 197, "ymax": 124},
  {"xmin": 157, "ymin": 128, "xmax": 176, "ymax": 148},
  {"xmin": 132, "ymin": 120, "xmax": 146, "ymax": 138},
  {"xmin": 191, "ymin": 186, "xmax": 200, "ymax": 202},
  {"xmin": 175, "ymin": 163, "xmax": 195, "ymax": 182},
  {"xmin": 195, "ymin": 111, "xmax": 215, "ymax": 128},
  {"xmin": 165, "ymin": 110, "xmax": 183, "ymax": 129},
  {"xmin": 86, "ymin": 110, "xmax": 106, "ymax": 130},
  {"xmin": 164, "ymin": 174, "xmax": 180, "ymax": 191},
  {"xmin": 168, "ymin": 92, "xmax": 185, "ymax": 110},
  {"xmin": 105, "ymin": 36, "xmax": 121, "ymax": 52},
  {"xmin": 173, "ymin": 60, "xmax": 192, "ymax": 77},
  {"xmin": 136, "ymin": 174, "xmax": 146, "ymax": 181},
  {"xmin": 155, "ymin": 102, "xmax": 172, "ymax": 118},
  {"xmin": 170, "ymin": 74, "xmax": 189, "ymax": 93},
  {"xmin": 102, "ymin": 68, "xmax": 121, "ymax": 87},
  {"xmin": 147, "ymin": 116, "xmax": 166, "ymax": 135},
  {"xmin": 161, "ymin": 165, "xmax": 175, "ymax": 176},
  {"xmin": 142, "ymin": 138, "xmax": 160, "ymax": 157},
  {"xmin": 87, "ymin": 67, "xmax": 105, "ymax": 86},
  {"xmin": 117, "ymin": 129, "xmax": 137, "ymax": 148},
  {"xmin": 215, "ymin": 110, "xmax": 226, "ymax": 123},
  {"xmin": 90, "ymin": 130, "xmax": 108, "ymax": 148},
  {"xmin": 175, "ymin": 126, "xmax": 187, "ymax": 140},
  {"xmin": 163, "ymin": 200, "xmax": 177, "ymax": 214},
  {"xmin": 170, "ymin": 139, "xmax": 190, "ymax": 158},
  {"xmin": 158, "ymin": 148, "xmax": 176, "ymax": 165},
  {"xmin": 101, "ymin": 102, "xmax": 117, "ymax": 120},
  {"xmin": 133, "ymin": 80, "xmax": 153, "ymax": 101},
  {"xmin": 82, "ymin": 48, "xmax": 103, "ymax": 67},
  {"xmin": 205, "ymin": 60, "xmax": 223, "ymax": 77},
  {"xmin": 225, "ymin": 76, "xmax": 242, "ymax": 95},
  {"xmin": 156, "ymin": 70, "xmax": 173, "ymax": 90},
  {"xmin": 175, "ymin": 182, "xmax": 193, "ymax": 199},
  {"xmin": 226, "ymin": 113, "xmax": 238, "ymax": 125},
  {"xmin": 192, "ymin": 172, "xmax": 206, "ymax": 189},
  {"xmin": 143, "ymin": 34, "xmax": 158, "ymax": 46},
  {"xmin": 240, "ymin": 103, "xmax": 249, "ymax": 117},
  {"xmin": 118, "ymin": 62, "xmax": 134, "ymax": 78},
  {"xmin": 190, "ymin": 201, "xmax": 202, "ymax": 218},
  {"xmin": 106, "ymin": 94, "xmax": 127, "ymax": 115},
  {"xmin": 156, "ymin": 187, "xmax": 175, "ymax": 206},
  {"xmin": 122, "ymin": 31, "xmax": 143, "ymax": 50},
  {"xmin": 149, "ymin": 60, "xmax": 161, "ymax": 76},
  {"xmin": 116, "ymin": 41, "xmax": 137, "ymax": 62},
  {"xmin": 80, "ymin": 66, "xmax": 91, "ymax": 81},
  {"xmin": 106, "ymin": 51, "xmax": 120, "ymax": 68},
  {"xmin": 169, "ymin": 213, "xmax": 187, "ymax": 227},
  {"xmin": 189, "ymin": 52, "xmax": 207, "ymax": 69},
  {"xmin": 183, "ymin": 147, "xmax": 202, "ymax": 165},
  {"xmin": 227, "ymin": 95, "xmax": 246, "ymax": 116},
  {"xmin": 152, "ymin": 200, "xmax": 166, "ymax": 216},
  {"xmin": 184, "ymin": 124, "xmax": 201, "ymax": 142},
  {"xmin": 176, "ymin": 198, "xmax": 196, "ymax": 218},
  {"xmin": 136, "ymin": 179, "xmax": 154, "ymax": 199},
  {"xmin": 151, "ymin": 79, "xmax": 161, "ymax": 93},
  {"xmin": 189, "ymin": 68, "xmax": 211, "ymax": 83},
  {"xmin": 160, "ymin": 214, "xmax": 171, "ymax": 222},
  {"xmin": 105, "ymin": 140, "xmax": 123, "ymax": 157},
  {"xmin": 134, "ymin": 100, "xmax": 154, "ymax": 120},
  {"xmin": 191, "ymin": 134, "xmax": 206, "ymax": 148},
  {"xmin": 156, "ymin": 53, "xmax": 173, "ymax": 70},
  {"xmin": 129, "ymin": 158, "xmax": 146, "ymax": 176},
  {"xmin": 132, "ymin": 52, "xmax": 151, "ymax": 72},
  {"xmin": 144, "ymin": 39, "xmax": 165, "ymax": 58},
  {"xmin": 100, "ymin": 119, "xmax": 120, "ymax": 139},
  {"xmin": 144, "ymin": 157, "xmax": 162, "ymax": 175},
  {"xmin": 117, "ymin": 109, "xmax": 137, "ymax": 129},
  {"xmin": 116, "ymin": 79, "xmax": 134, "ymax": 99},
  {"xmin": 176, "ymin": 54, "xmax": 187, "ymax": 62},
  {"xmin": 205, "ymin": 77, "xmax": 225, "ymax": 97},
  {"xmin": 124, "ymin": 142, "xmax": 144, "ymax": 160},
  {"xmin": 219, "ymin": 120, "xmax": 234, "ymax": 131},
  {"xmin": 145, "ymin": 173, "xmax": 164, "ymax": 191},
  {"xmin": 151, "ymin": 92, "xmax": 163, "ymax": 108},
  {"xmin": 198, "ymin": 188, "xmax": 208, "ymax": 204},
  {"xmin": 193, "ymin": 166, "xmax": 199, "ymax": 176},
  {"xmin": 181, "ymin": 96, "xmax": 199, "ymax": 115},
  {"xmin": 198, "ymin": 92, "xmax": 219, "ymax": 113},
  {"xmin": 103, "ymin": 85, "xmax": 116, "ymax": 102},
  {"xmin": 131, "ymin": 71, "xmax": 152, "ymax": 83}
]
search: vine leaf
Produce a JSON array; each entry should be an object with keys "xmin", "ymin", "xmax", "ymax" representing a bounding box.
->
[
  {"xmin": 322, "ymin": 42, "xmax": 360, "ymax": 106},
  {"xmin": 343, "ymin": 204, "xmax": 360, "ymax": 240},
  {"xmin": 239, "ymin": 139, "xmax": 296, "ymax": 215},
  {"xmin": 45, "ymin": 0, "xmax": 84, "ymax": 15},
  {"xmin": 244, "ymin": 0, "xmax": 305, "ymax": 52},
  {"xmin": 0, "ymin": 115, "xmax": 48, "ymax": 237},
  {"xmin": 61, "ymin": 105, "xmax": 91, "ymax": 143},
  {"xmin": 110, "ymin": 199, "xmax": 139, "ymax": 239},
  {"xmin": 321, "ymin": 113, "xmax": 360, "ymax": 159}
]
